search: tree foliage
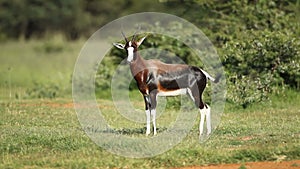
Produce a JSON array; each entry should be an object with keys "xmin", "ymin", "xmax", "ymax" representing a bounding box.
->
[{"xmin": 0, "ymin": 0, "xmax": 165, "ymax": 40}]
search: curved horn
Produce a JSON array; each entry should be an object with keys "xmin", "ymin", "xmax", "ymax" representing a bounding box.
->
[
  {"xmin": 132, "ymin": 30, "xmax": 138, "ymax": 42},
  {"xmin": 121, "ymin": 31, "xmax": 128, "ymax": 42},
  {"xmin": 132, "ymin": 25, "xmax": 141, "ymax": 41}
]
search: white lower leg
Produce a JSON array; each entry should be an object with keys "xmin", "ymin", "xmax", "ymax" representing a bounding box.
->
[
  {"xmin": 146, "ymin": 109, "xmax": 151, "ymax": 135},
  {"xmin": 206, "ymin": 105, "xmax": 211, "ymax": 135},
  {"xmin": 199, "ymin": 109, "xmax": 205, "ymax": 136},
  {"xmin": 151, "ymin": 109, "xmax": 157, "ymax": 135}
]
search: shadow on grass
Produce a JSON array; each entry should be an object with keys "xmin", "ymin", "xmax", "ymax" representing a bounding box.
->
[{"xmin": 83, "ymin": 126, "xmax": 168, "ymax": 135}]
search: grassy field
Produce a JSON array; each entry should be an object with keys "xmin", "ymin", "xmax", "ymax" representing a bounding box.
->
[
  {"xmin": 0, "ymin": 40, "xmax": 299, "ymax": 168},
  {"xmin": 1, "ymin": 90, "xmax": 299, "ymax": 168},
  {"xmin": 0, "ymin": 38, "xmax": 83, "ymax": 100}
]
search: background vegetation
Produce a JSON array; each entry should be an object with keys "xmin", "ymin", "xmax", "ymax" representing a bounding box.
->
[
  {"xmin": 1, "ymin": 0, "xmax": 299, "ymax": 107},
  {"xmin": 0, "ymin": 0, "xmax": 300, "ymax": 168}
]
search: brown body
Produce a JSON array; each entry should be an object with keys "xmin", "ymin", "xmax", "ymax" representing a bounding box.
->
[{"xmin": 130, "ymin": 51, "xmax": 208, "ymax": 110}]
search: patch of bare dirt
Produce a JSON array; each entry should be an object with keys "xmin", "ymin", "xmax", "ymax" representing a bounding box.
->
[
  {"xmin": 174, "ymin": 160, "xmax": 300, "ymax": 169},
  {"xmin": 19, "ymin": 101, "xmax": 96, "ymax": 109}
]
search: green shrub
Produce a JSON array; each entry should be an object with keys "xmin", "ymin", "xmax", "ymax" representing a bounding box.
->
[
  {"xmin": 222, "ymin": 30, "xmax": 300, "ymax": 107},
  {"xmin": 25, "ymin": 82, "xmax": 61, "ymax": 99},
  {"xmin": 34, "ymin": 34, "xmax": 67, "ymax": 54}
]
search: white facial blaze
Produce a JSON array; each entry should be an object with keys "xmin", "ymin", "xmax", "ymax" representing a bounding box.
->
[{"xmin": 127, "ymin": 47, "xmax": 134, "ymax": 62}]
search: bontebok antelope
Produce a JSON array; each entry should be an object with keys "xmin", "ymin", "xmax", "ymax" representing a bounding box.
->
[{"xmin": 113, "ymin": 32, "xmax": 221, "ymax": 136}]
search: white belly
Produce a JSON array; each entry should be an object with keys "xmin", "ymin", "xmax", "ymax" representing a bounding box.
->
[{"xmin": 157, "ymin": 88, "xmax": 188, "ymax": 97}]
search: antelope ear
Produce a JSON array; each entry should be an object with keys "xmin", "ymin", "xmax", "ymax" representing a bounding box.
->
[
  {"xmin": 137, "ymin": 35, "xmax": 147, "ymax": 47},
  {"xmin": 113, "ymin": 43, "xmax": 125, "ymax": 49}
]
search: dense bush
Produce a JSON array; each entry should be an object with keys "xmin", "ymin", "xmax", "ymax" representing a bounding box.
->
[
  {"xmin": 221, "ymin": 30, "xmax": 300, "ymax": 107},
  {"xmin": 25, "ymin": 82, "xmax": 61, "ymax": 99}
]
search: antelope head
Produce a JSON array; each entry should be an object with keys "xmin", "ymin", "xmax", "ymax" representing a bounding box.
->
[{"xmin": 113, "ymin": 31, "xmax": 147, "ymax": 63}]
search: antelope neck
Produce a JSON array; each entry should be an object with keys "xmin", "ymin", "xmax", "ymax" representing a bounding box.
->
[{"xmin": 130, "ymin": 52, "xmax": 146, "ymax": 75}]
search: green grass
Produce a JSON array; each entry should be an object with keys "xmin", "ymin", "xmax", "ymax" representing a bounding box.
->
[
  {"xmin": 0, "ymin": 90, "xmax": 299, "ymax": 168},
  {"xmin": 0, "ymin": 37, "xmax": 83, "ymax": 100}
]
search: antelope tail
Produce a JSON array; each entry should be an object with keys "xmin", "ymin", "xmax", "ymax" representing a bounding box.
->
[{"xmin": 201, "ymin": 69, "xmax": 221, "ymax": 83}]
